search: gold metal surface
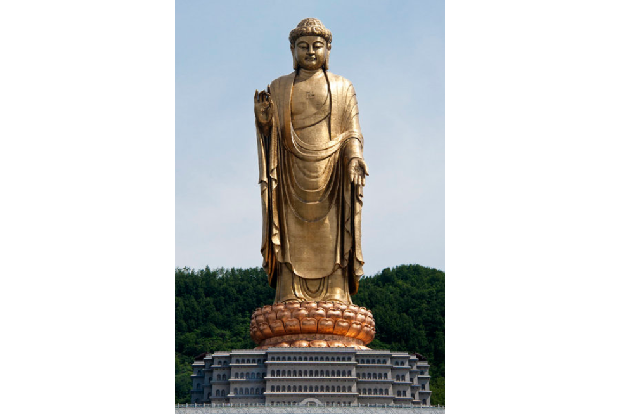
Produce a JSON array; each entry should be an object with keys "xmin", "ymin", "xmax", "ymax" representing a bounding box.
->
[{"xmin": 254, "ymin": 18, "xmax": 369, "ymax": 305}]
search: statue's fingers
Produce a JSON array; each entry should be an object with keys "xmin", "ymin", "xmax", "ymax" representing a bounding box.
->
[
  {"xmin": 255, "ymin": 90, "xmax": 259, "ymax": 101},
  {"xmin": 362, "ymin": 160, "xmax": 369, "ymax": 175},
  {"xmin": 267, "ymin": 85, "xmax": 271, "ymax": 94},
  {"xmin": 362, "ymin": 176, "xmax": 366, "ymax": 186}
]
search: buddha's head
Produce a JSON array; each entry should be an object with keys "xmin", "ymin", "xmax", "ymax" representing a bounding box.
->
[{"xmin": 289, "ymin": 18, "xmax": 332, "ymax": 71}]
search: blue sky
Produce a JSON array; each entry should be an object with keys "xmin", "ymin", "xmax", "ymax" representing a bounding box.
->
[{"xmin": 176, "ymin": 0, "xmax": 445, "ymax": 274}]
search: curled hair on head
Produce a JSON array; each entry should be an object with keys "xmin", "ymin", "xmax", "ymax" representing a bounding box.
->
[{"xmin": 289, "ymin": 18, "xmax": 332, "ymax": 46}]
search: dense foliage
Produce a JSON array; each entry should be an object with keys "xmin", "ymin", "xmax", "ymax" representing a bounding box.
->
[{"xmin": 176, "ymin": 264, "xmax": 444, "ymax": 405}]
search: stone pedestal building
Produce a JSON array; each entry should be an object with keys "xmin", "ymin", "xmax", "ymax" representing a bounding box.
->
[{"xmin": 191, "ymin": 348, "xmax": 431, "ymax": 406}]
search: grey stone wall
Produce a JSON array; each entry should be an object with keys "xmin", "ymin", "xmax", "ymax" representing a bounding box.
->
[
  {"xmin": 190, "ymin": 348, "xmax": 433, "ymax": 407},
  {"xmin": 177, "ymin": 406, "xmax": 445, "ymax": 414}
]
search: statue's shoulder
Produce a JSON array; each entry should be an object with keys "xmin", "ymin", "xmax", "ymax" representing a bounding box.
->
[
  {"xmin": 270, "ymin": 72, "xmax": 296, "ymax": 89},
  {"xmin": 326, "ymin": 72, "xmax": 353, "ymax": 87},
  {"xmin": 326, "ymin": 72, "xmax": 356, "ymax": 96}
]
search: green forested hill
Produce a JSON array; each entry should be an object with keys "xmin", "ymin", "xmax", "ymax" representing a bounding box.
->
[{"xmin": 175, "ymin": 264, "xmax": 445, "ymax": 405}]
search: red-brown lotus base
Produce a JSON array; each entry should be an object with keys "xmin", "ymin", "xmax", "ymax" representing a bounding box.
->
[{"xmin": 250, "ymin": 301, "xmax": 375, "ymax": 349}]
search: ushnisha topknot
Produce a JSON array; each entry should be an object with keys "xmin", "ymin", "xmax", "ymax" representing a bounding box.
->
[{"xmin": 289, "ymin": 18, "xmax": 332, "ymax": 45}]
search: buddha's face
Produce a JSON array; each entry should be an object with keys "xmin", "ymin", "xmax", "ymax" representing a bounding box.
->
[{"xmin": 291, "ymin": 35, "xmax": 330, "ymax": 71}]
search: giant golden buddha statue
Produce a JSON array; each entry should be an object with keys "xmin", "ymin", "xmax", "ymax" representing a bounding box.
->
[{"xmin": 254, "ymin": 18, "xmax": 369, "ymax": 306}]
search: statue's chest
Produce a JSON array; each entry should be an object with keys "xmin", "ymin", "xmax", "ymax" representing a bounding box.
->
[{"xmin": 291, "ymin": 78, "xmax": 329, "ymax": 117}]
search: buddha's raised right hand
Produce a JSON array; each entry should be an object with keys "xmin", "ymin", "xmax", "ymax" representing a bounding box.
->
[{"xmin": 254, "ymin": 87, "xmax": 273, "ymax": 125}]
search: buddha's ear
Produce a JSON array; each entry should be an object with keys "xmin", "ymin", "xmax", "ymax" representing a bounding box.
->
[
  {"xmin": 290, "ymin": 44, "xmax": 298, "ymax": 70},
  {"xmin": 324, "ymin": 43, "xmax": 331, "ymax": 70}
]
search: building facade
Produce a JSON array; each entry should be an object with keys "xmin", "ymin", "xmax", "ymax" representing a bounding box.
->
[{"xmin": 190, "ymin": 348, "xmax": 431, "ymax": 406}]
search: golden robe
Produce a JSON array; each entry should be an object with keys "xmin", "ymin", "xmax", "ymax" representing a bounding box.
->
[{"xmin": 256, "ymin": 70, "xmax": 364, "ymax": 303}]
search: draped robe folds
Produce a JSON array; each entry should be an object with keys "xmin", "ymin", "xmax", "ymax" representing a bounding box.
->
[{"xmin": 256, "ymin": 71, "xmax": 365, "ymax": 302}]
